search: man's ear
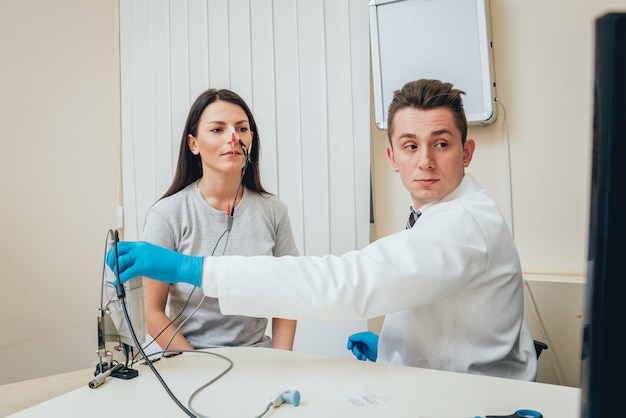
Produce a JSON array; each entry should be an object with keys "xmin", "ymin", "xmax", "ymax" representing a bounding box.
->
[
  {"xmin": 386, "ymin": 146, "xmax": 400, "ymax": 172},
  {"xmin": 188, "ymin": 134, "xmax": 199, "ymax": 155},
  {"xmin": 463, "ymin": 138, "xmax": 475, "ymax": 167}
]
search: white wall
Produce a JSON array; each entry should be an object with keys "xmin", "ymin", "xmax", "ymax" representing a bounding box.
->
[
  {"xmin": 1, "ymin": 0, "xmax": 625, "ymax": 387},
  {"xmin": 0, "ymin": 0, "xmax": 121, "ymax": 384}
]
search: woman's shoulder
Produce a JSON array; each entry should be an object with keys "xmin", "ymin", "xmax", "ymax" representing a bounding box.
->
[
  {"xmin": 149, "ymin": 183, "xmax": 197, "ymax": 213},
  {"xmin": 246, "ymin": 191, "xmax": 287, "ymax": 212},
  {"xmin": 246, "ymin": 190, "xmax": 287, "ymax": 209}
]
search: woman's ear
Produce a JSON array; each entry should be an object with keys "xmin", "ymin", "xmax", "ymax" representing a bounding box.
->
[{"xmin": 188, "ymin": 134, "xmax": 200, "ymax": 155}]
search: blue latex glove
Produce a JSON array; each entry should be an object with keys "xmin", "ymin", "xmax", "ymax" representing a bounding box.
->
[
  {"xmin": 347, "ymin": 331, "xmax": 379, "ymax": 362},
  {"xmin": 106, "ymin": 241, "xmax": 203, "ymax": 288}
]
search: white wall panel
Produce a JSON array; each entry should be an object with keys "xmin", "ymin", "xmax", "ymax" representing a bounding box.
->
[
  {"xmin": 272, "ymin": 0, "xmax": 305, "ymax": 251},
  {"xmin": 152, "ymin": 2, "xmax": 174, "ymax": 196},
  {"xmin": 169, "ymin": 0, "xmax": 192, "ymax": 163},
  {"xmin": 349, "ymin": 0, "xmax": 372, "ymax": 249},
  {"xmin": 129, "ymin": 0, "xmax": 157, "ymax": 236},
  {"xmin": 120, "ymin": 0, "xmax": 370, "ymax": 359},
  {"xmin": 326, "ymin": 0, "xmax": 357, "ymax": 254},
  {"xmin": 228, "ymin": 0, "xmax": 253, "ymax": 98},
  {"xmin": 298, "ymin": 1, "xmax": 330, "ymax": 256},
  {"xmin": 119, "ymin": 0, "xmax": 137, "ymax": 237},
  {"xmin": 250, "ymin": 0, "xmax": 279, "ymax": 193},
  {"xmin": 207, "ymin": 0, "xmax": 230, "ymax": 87},
  {"xmin": 188, "ymin": 0, "xmax": 210, "ymax": 94}
]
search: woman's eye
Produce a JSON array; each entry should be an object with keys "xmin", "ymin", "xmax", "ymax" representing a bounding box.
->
[
  {"xmin": 210, "ymin": 128, "xmax": 223, "ymax": 133},
  {"xmin": 238, "ymin": 127, "xmax": 249, "ymax": 133}
]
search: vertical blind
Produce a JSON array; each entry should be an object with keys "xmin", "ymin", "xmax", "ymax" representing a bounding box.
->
[
  {"xmin": 120, "ymin": 0, "xmax": 370, "ymax": 256},
  {"xmin": 119, "ymin": 0, "xmax": 371, "ymax": 358}
]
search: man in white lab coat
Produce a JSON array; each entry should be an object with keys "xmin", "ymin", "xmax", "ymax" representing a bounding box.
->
[{"xmin": 109, "ymin": 79, "xmax": 537, "ymax": 381}]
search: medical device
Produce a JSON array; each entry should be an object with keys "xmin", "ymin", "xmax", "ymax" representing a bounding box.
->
[
  {"xmin": 270, "ymin": 389, "xmax": 301, "ymax": 407},
  {"xmin": 92, "ymin": 229, "xmax": 301, "ymax": 417},
  {"xmin": 88, "ymin": 363, "xmax": 123, "ymax": 389},
  {"xmin": 94, "ymin": 229, "xmax": 146, "ymax": 384},
  {"xmin": 484, "ymin": 410, "xmax": 543, "ymax": 418},
  {"xmin": 247, "ymin": 389, "xmax": 301, "ymax": 418}
]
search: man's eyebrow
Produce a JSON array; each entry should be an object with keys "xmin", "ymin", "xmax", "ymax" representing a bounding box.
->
[
  {"xmin": 397, "ymin": 132, "xmax": 417, "ymax": 140},
  {"xmin": 431, "ymin": 128, "xmax": 453, "ymax": 136},
  {"xmin": 395, "ymin": 129, "xmax": 453, "ymax": 141}
]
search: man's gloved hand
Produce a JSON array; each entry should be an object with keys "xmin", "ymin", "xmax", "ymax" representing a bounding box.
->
[
  {"xmin": 346, "ymin": 331, "xmax": 379, "ymax": 362},
  {"xmin": 106, "ymin": 241, "xmax": 203, "ymax": 288}
]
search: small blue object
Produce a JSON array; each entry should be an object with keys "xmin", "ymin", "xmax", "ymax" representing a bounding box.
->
[
  {"xmin": 482, "ymin": 409, "xmax": 543, "ymax": 418},
  {"xmin": 281, "ymin": 390, "xmax": 301, "ymax": 406}
]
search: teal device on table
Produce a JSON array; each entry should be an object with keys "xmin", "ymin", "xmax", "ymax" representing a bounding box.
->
[{"xmin": 480, "ymin": 409, "xmax": 542, "ymax": 418}]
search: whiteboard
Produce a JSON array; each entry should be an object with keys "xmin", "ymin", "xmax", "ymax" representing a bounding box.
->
[{"xmin": 369, "ymin": 0, "xmax": 497, "ymax": 130}]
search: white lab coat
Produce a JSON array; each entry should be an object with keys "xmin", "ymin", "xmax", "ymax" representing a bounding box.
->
[{"xmin": 204, "ymin": 174, "xmax": 537, "ymax": 380}]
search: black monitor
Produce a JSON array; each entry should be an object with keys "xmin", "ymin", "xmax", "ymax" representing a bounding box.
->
[{"xmin": 581, "ymin": 12, "xmax": 626, "ymax": 418}]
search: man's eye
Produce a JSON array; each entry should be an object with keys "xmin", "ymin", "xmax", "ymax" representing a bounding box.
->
[
  {"xmin": 435, "ymin": 142, "xmax": 448, "ymax": 148},
  {"xmin": 405, "ymin": 144, "xmax": 417, "ymax": 150}
]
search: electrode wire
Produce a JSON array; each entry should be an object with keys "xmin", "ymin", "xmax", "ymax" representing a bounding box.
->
[{"xmin": 112, "ymin": 231, "xmax": 197, "ymax": 417}]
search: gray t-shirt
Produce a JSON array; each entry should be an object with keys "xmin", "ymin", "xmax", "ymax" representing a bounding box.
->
[{"xmin": 142, "ymin": 182, "xmax": 298, "ymax": 348}]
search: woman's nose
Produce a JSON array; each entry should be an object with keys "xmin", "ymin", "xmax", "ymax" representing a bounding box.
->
[{"xmin": 227, "ymin": 129, "xmax": 237, "ymax": 146}]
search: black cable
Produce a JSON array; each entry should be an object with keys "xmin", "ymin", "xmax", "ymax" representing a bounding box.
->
[
  {"xmin": 160, "ymin": 221, "xmax": 235, "ymax": 352},
  {"xmin": 113, "ymin": 231, "xmax": 126, "ymax": 299},
  {"xmin": 146, "ymin": 170, "xmax": 243, "ymax": 355},
  {"xmin": 112, "ymin": 232, "xmax": 198, "ymax": 418},
  {"xmin": 110, "ymin": 150, "xmax": 257, "ymax": 416},
  {"xmin": 135, "ymin": 287, "xmax": 197, "ymax": 361},
  {"xmin": 159, "ymin": 167, "xmax": 248, "ymax": 349},
  {"xmin": 229, "ymin": 150, "xmax": 249, "ymax": 219},
  {"xmin": 138, "ymin": 134, "xmax": 249, "ymax": 357},
  {"xmin": 136, "ymin": 197, "xmax": 233, "ymax": 357},
  {"xmin": 253, "ymin": 403, "xmax": 273, "ymax": 418},
  {"xmin": 110, "ymin": 231, "xmax": 282, "ymax": 418},
  {"xmin": 182, "ymin": 350, "xmax": 233, "ymax": 418}
]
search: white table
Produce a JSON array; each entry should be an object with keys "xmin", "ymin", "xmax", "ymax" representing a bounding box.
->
[{"xmin": 4, "ymin": 347, "xmax": 581, "ymax": 418}]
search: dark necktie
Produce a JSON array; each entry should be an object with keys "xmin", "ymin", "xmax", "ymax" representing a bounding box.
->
[{"xmin": 406, "ymin": 208, "xmax": 421, "ymax": 229}]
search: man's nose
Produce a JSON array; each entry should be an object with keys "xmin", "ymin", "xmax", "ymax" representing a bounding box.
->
[{"xmin": 416, "ymin": 148, "xmax": 435, "ymax": 170}]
